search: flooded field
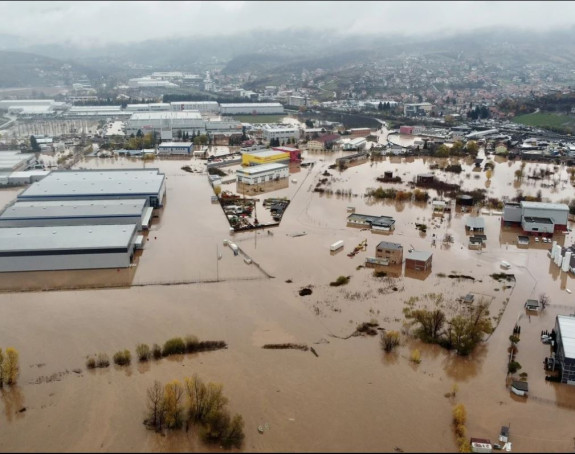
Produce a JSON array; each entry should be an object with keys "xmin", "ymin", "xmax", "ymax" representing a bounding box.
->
[{"xmin": 1, "ymin": 149, "xmax": 575, "ymax": 452}]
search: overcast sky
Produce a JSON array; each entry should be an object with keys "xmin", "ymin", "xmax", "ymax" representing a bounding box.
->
[{"xmin": 1, "ymin": 1, "xmax": 574, "ymax": 46}]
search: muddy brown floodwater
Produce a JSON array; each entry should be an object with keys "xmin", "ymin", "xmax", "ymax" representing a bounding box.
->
[{"xmin": 1, "ymin": 149, "xmax": 575, "ymax": 452}]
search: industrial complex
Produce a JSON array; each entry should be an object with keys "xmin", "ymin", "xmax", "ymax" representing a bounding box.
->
[{"xmin": 0, "ymin": 169, "xmax": 164, "ymax": 272}]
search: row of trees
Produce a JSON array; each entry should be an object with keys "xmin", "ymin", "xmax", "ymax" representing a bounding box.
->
[
  {"xmin": 145, "ymin": 375, "xmax": 244, "ymax": 449},
  {"xmin": 0, "ymin": 347, "xmax": 19, "ymax": 386}
]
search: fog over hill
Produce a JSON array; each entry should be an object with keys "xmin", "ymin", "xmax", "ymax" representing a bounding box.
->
[{"xmin": 0, "ymin": 27, "xmax": 575, "ymax": 88}]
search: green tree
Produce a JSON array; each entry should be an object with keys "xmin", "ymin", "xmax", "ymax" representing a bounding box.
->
[
  {"xmin": 163, "ymin": 380, "xmax": 185, "ymax": 429},
  {"xmin": 30, "ymin": 135, "xmax": 40, "ymax": 152},
  {"xmin": 435, "ymin": 144, "xmax": 450, "ymax": 157}
]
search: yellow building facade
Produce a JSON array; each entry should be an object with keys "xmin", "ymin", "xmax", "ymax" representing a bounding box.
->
[{"xmin": 241, "ymin": 149, "xmax": 290, "ymax": 166}]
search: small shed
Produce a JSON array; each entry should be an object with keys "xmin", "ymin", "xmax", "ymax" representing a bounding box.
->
[
  {"xmin": 525, "ymin": 299, "xmax": 541, "ymax": 311},
  {"xmin": 465, "ymin": 216, "xmax": 485, "ymax": 233},
  {"xmin": 457, "ymin": 194, "xmax": 474, "ymax": 206},
  {"xmin": 470, "ymin": 438, "xmax": 493, "ymax": 454},
  {"xmin": 511, "ymin": 380, "xmax": 528, "ymax": 396},
  {"xmin": 499, "ymin": 426, "xmax": 509, "ymax": 444},
  {"xmin": 416, "ymin": 173, "xmax": 435, "ymax": 184},
  {"xmin": 517, "ymin": 235, "xmax": 530, "ymax": 246},
  {"xmin": 469, "ymin": 236, "xmax": 483, "ymax": 250},
  {"xmin": 463, "ymin": 293, "xmax": 475, "ymax": 304},
  {"xmin": 405, "ymin": 250, "xmax": 433, "ymax": 271}
]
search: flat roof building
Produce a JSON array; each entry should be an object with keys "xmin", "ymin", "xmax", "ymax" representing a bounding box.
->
[
  {"xmin": 17, "ymin": 169, "xmax": 166, "ymax": 208},
  {"xmin": 405, "ymin": 250, "xmax": 433, "ymax": 271},
  {"xmin": 554, "ymin": 315, "xmax": 575, "ymax": 385},
  {"xmin": 503, "ymin": 201, "xmax": 569, "ymax": 233},
  {"xmin": 220, "ymin": 103, "xmax": 284, "ymax": 115},
  {"xmin": 0, "ymin": 224, "xmax": 139, "ymax": 272},
  {"xmin": 0, "ymin": 199, "xmax": 152, "ymax": 230},
  {"xmin": 242, "ymin": 149, "xmax": 290, "ymax": 166},
  {"xmin": 157, "ymin": 142, "xmax": 193, "ymax": 155}
]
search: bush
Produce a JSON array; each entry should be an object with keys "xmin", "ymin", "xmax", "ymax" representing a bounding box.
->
[
  {"xmin": 410, "ymin": 349, "xmax": 422, "ymax": 364},
  {"xmin": 330, "ymin": 275, "xmax": 350, "ymax": 287},
  {"xmin": 152, "ymin": 343, "xmax": 162, "ymax": 360},
  {"xmin": 381, "ymin": 331, "xmax": 400, "ymax": 352},
  {"xmin": 113, "ymin": 349, "xmax": 132, "ymax": 366},
  {"xmin": 96, "ymin": 353, "xmax": 110, "ymax": 368},
  {"xmin": 136, "ymin": 343, "xmax": 151, "ymax": 362},
  {"xmin": 508, "ymin": 360, "xmax": 522, "ymax": 374},
  {"xmin": 162, "ymin": 337, "xmax": 186, "ymax": 356},
  {"xmin": 184, "ymin": 335, "xmax": 199, "ymax": 353},
  {"xmin": 86, "ymin": 357, "xmax": 96, "ymax": 369}
]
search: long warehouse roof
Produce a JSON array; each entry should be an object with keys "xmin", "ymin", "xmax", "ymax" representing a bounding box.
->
[
  {"xmin": 0, "ymin": 224, "xmax": 138, "ymax": 252},
  {"xmin": 0, "ymin": 199, "xmax": 148, "ymax": 220},
  {"xmin": 18, "ymin": 170, "xmax": 165, "ymax": 199}
]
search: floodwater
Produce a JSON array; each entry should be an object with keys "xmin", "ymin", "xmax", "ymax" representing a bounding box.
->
[{"xmin": 1, "ymin": 149, "xmax": 575, "ymax": 452}]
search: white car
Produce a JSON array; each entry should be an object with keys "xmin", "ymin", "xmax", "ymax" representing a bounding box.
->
[{"xmin": 535, "ymin": 237, "xmax": 540, "ymax": 243}]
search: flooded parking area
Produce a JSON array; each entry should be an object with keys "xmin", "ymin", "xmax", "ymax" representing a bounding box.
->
[{"xmin": 1, "ymin": 150, "xmax": 575, "ymax": 452}]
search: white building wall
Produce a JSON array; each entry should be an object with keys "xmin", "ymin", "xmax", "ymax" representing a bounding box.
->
[
  {"xmin": 236, "ymin": 166, "xmax": 289, "ymax": 185},
  {"xmin": 0, "ymin": 252, "xmax": 132, "ymax": 272}
]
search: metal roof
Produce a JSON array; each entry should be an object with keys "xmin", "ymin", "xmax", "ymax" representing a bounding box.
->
[
  {"xmin": 520, "ymin": 201, "xmax": 569, "ymax": 211},
  {"xmin": 376, "ymin": 241, "xmax": 402, "ymax": 250},
  {"xmin": 0, "ymin": 199, "xmax": 148, "ymax": 220},
  {"xmin": 0, "ymin": 224, "xmax": 137, "ymax": 252},
  {"xmin": 557, "ymin": 315, "xmax": 575, "ymax": 359},
  {"xmin": 18, "ymin": 169, "xmax": 165, "ymax": 199},
  {"xmin": 406, "ymin": 250, "xmax": 433, "ymax": 262},
  {"xmin": 244, "ymin": 149, "xmax": 289, "ymax": 158},
  {"xmin": 465, "ymin": 216, "xmax": 485, "ymax": 229},
  {"xmin": 129, "ymin": 111, "xmax": 202, "ymax": 120},
  {"xmin": 237, "ymin": 163, "xmax": 288, "ymax": 175}
]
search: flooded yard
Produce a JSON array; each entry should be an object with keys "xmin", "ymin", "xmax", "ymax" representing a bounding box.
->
[{"xmin": 0, "ymin": 149, "xmax": 575, "ymax": 452}]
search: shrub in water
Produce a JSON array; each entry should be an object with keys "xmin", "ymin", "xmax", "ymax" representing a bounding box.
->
[
  {"xmin": 136, "ymin": 343, "xmax": 151, "ymax": 362},
  {"xmin": 113, "ymin": 349, "xmax": 131, "ymax": 366},
  {"xmin": 162, "ymin": 337, "xmax": 186, "ymax": 356},
  {"xmin": 96, "ymin": 353, "xmax": 110, "ymax": 368},
  {"xmin": 152, "ymin": 343, "xmax": 162, "ymax": 360},
  {"xmin": 184, "ymin": 335, "xmax": 199, "ymax": 353}
]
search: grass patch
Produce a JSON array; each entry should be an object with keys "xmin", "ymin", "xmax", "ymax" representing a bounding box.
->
[
  {"xmin": 512, "ymin": 112, "xmax": 574, "ymax": 129},
  {"xmin": 262, "ymin": 343, "xmax": 309, "ymax": 351},
  {"xmin": 490, "ymin": 273, "xmax": 515, "ymax": 282},
  {"xmin": 448, "ymin": 274, "xmax": 475, "ymax": 281},
  {"xmin": 330, "ymin": 275, "xmax": 350, "ymax": 287}
]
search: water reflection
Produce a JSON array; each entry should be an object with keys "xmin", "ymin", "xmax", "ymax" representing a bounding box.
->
[
  {"xmin": 442, "ymin": 343, "xmax": 487, "ymax": 381},
  {"xmin": 1, "ymin": 386, "xmax": 25, "ymax": 422}
]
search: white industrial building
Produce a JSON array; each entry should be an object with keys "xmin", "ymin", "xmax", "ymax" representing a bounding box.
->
[
  {"xmin": 502, "ymin": 201, "xmax": 569, "ymax": 234},
  {"xmin": 0, "ymin": 224, "xmax": 140, "ymax": 272},
  {"xmin": 220, "ymin": 103, "xmax": 284, "ymax": 115},
  {"xmin": 126, "ymin": 111, "xmax": 204, "ymax": 138},
  {"xmin": 17, "ymin": 169, "xmax": 167, "ymax": 208},
  {"xmin": 64, "ymin": 105, "xmax": 131, "ymax": 118},
  {"xmin": 262, "ymin": 124, "xmax": 300, "ymax": 142},
  {"xmin": 157, "ymin": 142, "xmax": 193, "ymax": 155},
  {"xmin": 343, "ymin": 137, "xmax": 367, "ymax": 151},
  {"xmin": 0, "ymin": 199, "xmax": 152, "ymax": 230},
  {"xmin": 170, "ymin": 101, "xmax": 220, "ymax": 114},
  {"xmin": 236, "ymin": 163, "xmax": 289, "ymax": 185}
]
